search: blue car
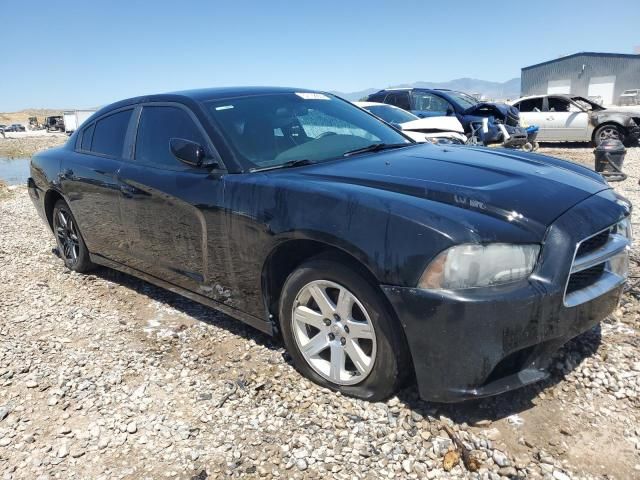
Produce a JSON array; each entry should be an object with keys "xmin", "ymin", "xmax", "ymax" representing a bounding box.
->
[{"xmin": 366, "ymin": 88, "xmax": 526, "ymax": 146}]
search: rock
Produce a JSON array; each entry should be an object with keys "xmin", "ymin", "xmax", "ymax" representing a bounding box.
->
[
  {"xmin": 295, "ymin": 459, "xmax": 307, "ymax": 470},
  {"xmin": 492, "ymin": 450, "xmax": 509, "ymax": 467},
  {"xmin": 126, "ymin": 422, "xmax": 137, "ymax": 434},
  {"xmin": 402, "ymin": 459, "xmax": 413, "ymax": 474},
  {"xmin": 553, "ymin": 470, "xmax": 571, "ymax": 480},
  {"xmin": 498, "ymin": 466, "xmax": 518, "ymax": 477},
  {"xmin": 0, "ymin": 406, "xmax": 10, "ymax": 422},
  {"xmin": 484, "ymin": 427, "xmax": 501, "ymax": 441},
  {"xmin": 474, "ymin": 419, "xmax": 492, "ymax": 427},
  {"xmin": 57, "ymin": 444, "xmax": 69, "ymax": 458},
  {"xmin": 443, "ymin": 450, "xmax": 460, "ymax": 471},
  {"xmin": 70, "ymin": 447, "xmax": 85, "ymax": 458}
]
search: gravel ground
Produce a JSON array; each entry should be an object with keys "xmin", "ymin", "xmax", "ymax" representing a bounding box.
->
[{"xmin": 0, "ymin": 145, "xmax": 639, "ymax": 480}]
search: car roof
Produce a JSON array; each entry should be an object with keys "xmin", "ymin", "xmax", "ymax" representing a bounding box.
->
[
  {"xmin": 512, "ymin": 94, "xmax": 574, "ymax": 102},
  {"xmin": 375, "ymin": 87, "xmax": 453, "ymax": 93},
  {"xmin": 355, "ymin": 101, "xmax": 395, "ymax": 108},
  {"xmin": 97, "ymin": 86, "xmax": 325, "ymax": 116}
]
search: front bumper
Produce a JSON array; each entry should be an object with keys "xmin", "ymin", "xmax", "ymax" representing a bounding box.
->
[
  {"xmin": 627, "ymin": 125, "xmax": 640, "ymax": 144},
  {"xmin": 383, "ymin": 190, "xmax": 629, "ymax": 403}
]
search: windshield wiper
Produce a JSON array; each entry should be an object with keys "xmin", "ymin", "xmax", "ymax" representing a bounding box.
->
[
  {"xmin": 249, "ymin": 159, "xmax": 315, "ymax": 173},
  {"xmin": 343, "ymin": 143, "xmax": 411, "ymax": 157}
]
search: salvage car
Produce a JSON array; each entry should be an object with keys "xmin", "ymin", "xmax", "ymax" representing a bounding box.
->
[
  {"xmin": 355, "ymin": 101, "xmax": 467, "ymax": 144},
  {"xmin": 512, "ymin": 94, "xmax": 640, "ymax": 145},
  {"xmin": 365, "ymin": 88, "xmax": 527, "ymax": 147},
  {"xmin": 4, "ymin": 123, "xmax": 26, "ymax": 132},
  {"xmin": 29, "ymin": 87, "xmax": 632, "ymax": 402},
  {"xmin": 618, "ymin": 89, "xmax": 640, "ymax": 106}
]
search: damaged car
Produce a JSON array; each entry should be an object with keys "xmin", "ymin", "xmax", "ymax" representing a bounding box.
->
[
  {"xmin": 29, "ymin": 87, "xmax": 632, "ymax": 402},
  {"xmin": 512, "ymin": 94, "xmax": 640, "ymax": 145},
  {"xmin": 354, "ymin": 101, "xmax": 467, "ymax": 144},
  {"xmin": 365, "ymin": 88, "xmax": 527, "ymax": 147}
]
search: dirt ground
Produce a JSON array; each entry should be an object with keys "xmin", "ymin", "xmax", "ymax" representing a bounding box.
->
[
  {"xmin": 0, "ymin": 140, "xmax": 638, "ymax": 480},
  {"xmin": 0, "ymin": 132, "xmax": 67, "ymax": 158}
]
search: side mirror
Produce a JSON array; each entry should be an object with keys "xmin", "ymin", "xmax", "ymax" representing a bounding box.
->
[
  {"xmin": 446, "ymin": 106, "xmax": 455, "ymax": 116},
  {"xmin": 170, "ymin": 138, "xmax": 219, "ymax": 169}
]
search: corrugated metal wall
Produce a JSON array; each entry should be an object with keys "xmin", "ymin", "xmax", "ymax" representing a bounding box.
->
[{"xmin": 521, "ymin": 54, "xmax": 640, "ymax": 103}]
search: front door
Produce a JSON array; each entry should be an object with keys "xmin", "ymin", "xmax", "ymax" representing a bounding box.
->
[
  {"xmin": 545, "ymin": 97, "xmax": 589, "ymax": 141},
  {"xmin": 117, "ymin": 104, "xmax": 229, "ymax": 300}
]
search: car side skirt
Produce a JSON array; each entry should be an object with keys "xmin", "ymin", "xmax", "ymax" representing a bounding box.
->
[{"xmin": 90, "ymin": 253, "xmax": 273, "ymax": 335}]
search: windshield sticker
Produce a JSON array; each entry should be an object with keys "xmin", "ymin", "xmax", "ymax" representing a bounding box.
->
[
  {"xmin": 215, "ymin": 105, "xmax": 234, "ymax": 111},
  {"xmin": 295, "ymin": 92, "xmax": 330, "ymax": 100}
]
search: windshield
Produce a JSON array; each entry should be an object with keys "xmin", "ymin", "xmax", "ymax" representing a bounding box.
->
[
  {"xmin": 363, "ymin": 104, "xmax": 418, "ymax": 124},
  {"xmin": 205, "ymin": 93, "xmax": 410, "ymax": 169},
  {"xmin": 571, "ymin": 96, "xmax": 604, "ymax": 111},
  {"xmin": 445, "ymin": 91, "xmax": 479, "ymax": 108}
]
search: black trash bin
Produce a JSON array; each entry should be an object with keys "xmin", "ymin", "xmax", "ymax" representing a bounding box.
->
[{"xmin": 594, "ymin": 139, "xmax": 627, "ymax": 181}]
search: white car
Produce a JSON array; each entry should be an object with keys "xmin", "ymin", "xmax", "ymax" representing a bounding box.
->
[
  {"xmin": 510, "ymin": 94, "xmax": 640, "ymax": 145},
  {"xmin": 355, "ymin": 102, "xmax": 467, "ymax": 144}
]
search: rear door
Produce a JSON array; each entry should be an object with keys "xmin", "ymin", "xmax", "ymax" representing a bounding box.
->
[
  {"xmin": 513, "ymin": 97, "xmax": 550, "ymax": 140},
  {"xmin": 60, "ymin": 108, "xmax": 134, "ymax": 263},
  {"xmin": 117, "ymin": 103, "xmax": 228, "ymax": 297}
]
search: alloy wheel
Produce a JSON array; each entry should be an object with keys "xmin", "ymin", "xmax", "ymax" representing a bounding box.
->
[
  {"xmin": 291, "ymin": 280, "xmax": 377, "ymax": 385},
  {"xmin": 599, "ymin": 127, "xmax": 621, "ymax": 142},
  {"xmin": 55, "ymin": 209, "xmax": 80, "ymax": 265}
]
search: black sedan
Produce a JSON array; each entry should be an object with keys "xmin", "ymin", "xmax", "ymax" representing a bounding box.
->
[
  {"xmin": 29, "ymin": 87, "xmax": 632, "ymax": 402},
  {"xmin": 4, "ymin": 123, "xmax": 26, "ymax": 132}
]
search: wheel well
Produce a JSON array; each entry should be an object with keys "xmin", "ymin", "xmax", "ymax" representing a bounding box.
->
[
  {"xmin": 592, "ymin": 122, "xmax": 625, "ymax": 142},
  {"xmin": 262, "ymin": 240, "xmax": 380, "ymax": 327},
  {"xmin": 43, "ymin": 190, "xmax": 64, "ymax": 230}
]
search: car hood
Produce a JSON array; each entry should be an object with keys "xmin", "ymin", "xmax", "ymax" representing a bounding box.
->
[
  {"xmin": 593, "ymin": 108, "xmax": 637, "ymax": 116},
  {"xmin": 462, "ymin": 102, "xmax": 518, "ymax": 118},
  {"xmin": 297, "ymin": 144, "xmax": 609, "ymax": 233},
  {"xmin": 400, "ymin": 116, "xmax": 465, "ymax": 133}
]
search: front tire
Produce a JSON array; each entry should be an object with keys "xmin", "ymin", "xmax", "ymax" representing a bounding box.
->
[
  {"xmin": 52, "ymin": 199, "xmax": 94, "ymax": 273},
  {"xmin": 279, "ymin": 257, "xmax": 410, "ymax": 401},
  {"xmin": 594, "ymin": 124, "xmax": 625, "ymax": 146}
]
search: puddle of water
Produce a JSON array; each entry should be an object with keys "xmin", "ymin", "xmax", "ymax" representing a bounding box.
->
[{"xmin": 0, "ymin": 157, "xmax": 30, "ymax": 185}]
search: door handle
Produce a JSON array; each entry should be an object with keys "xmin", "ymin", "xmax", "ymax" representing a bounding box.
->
[{"xmin": 546, "ymin": 117, "xmax": 554, "ymax": 121}]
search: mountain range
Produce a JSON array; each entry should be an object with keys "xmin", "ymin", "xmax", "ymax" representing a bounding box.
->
[{"xmin": 330, "ymin": 77, "xmax": 521, "ymax": 101}]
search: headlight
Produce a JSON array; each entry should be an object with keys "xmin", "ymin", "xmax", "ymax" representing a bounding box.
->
[
  {"xmin": 418, "ymin": 243, "xmax": 540, "ymax": 290},
  {"xmin": 614, "ymin": 217, "xmax": 633, "ymax": 241}
]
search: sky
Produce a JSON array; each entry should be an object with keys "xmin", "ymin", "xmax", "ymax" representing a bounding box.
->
[{"xmin": 2, "ymin": 0, "xmax": 638, "ymax": 111}]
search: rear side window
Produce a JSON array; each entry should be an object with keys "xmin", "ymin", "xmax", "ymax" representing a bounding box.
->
[
  {"xmin": 385, "ymin": 92, "xmax": 411, "ymax": 110},
  {"xmin": 515, "ymin": 98, "xmax": 543, "ymax": 112},
  {"xmin": 80, "ymin": 123, "xmax": 95, "ymax": 151},
  {"xmin": 135, "ymin": 106, "xmax": 206, "ymax": 169},
  {"xmin": 91, "ymin": 110, "xmax": 133, "ymax": 157},
  {"xmin": 367, "ymin": 92, "xmax": 386, "ymax": 103}
]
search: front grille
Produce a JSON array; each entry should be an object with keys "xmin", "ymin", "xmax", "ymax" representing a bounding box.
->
[
  {"xmin": 566, "ymin": 264, "xmax": 605, "ymax": 294},
  {"xmin": 564, "ymin": 222, "xmax": 630, "ymax": 307},
  {"xmin": 576, "ymin": 229, "xmax": 609, "ymax": 257}
]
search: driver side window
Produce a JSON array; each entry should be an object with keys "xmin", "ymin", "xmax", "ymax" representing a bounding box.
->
[
  {"xmin": 411, "ymin": 93, "xmax": 451, "ymax": 115},
  {"xmin": 384, "ymin": 92, "xmax": 411, "ymax": 110},
  {"xmin": 135, "ymin": 105, "xmax": 207, "ymax": 169},
  {"xmin": 547, "ymin": 97, "xmax": 570, "ymax": 112}
]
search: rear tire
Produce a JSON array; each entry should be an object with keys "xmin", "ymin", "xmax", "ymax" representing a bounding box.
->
[
  {"xmin": 279, "ymin": 256, "xmax": 410, "ymax": 401},
  {"xmin": 52, "ymin": 199, "xmax": 94, "ymax": 273}
]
